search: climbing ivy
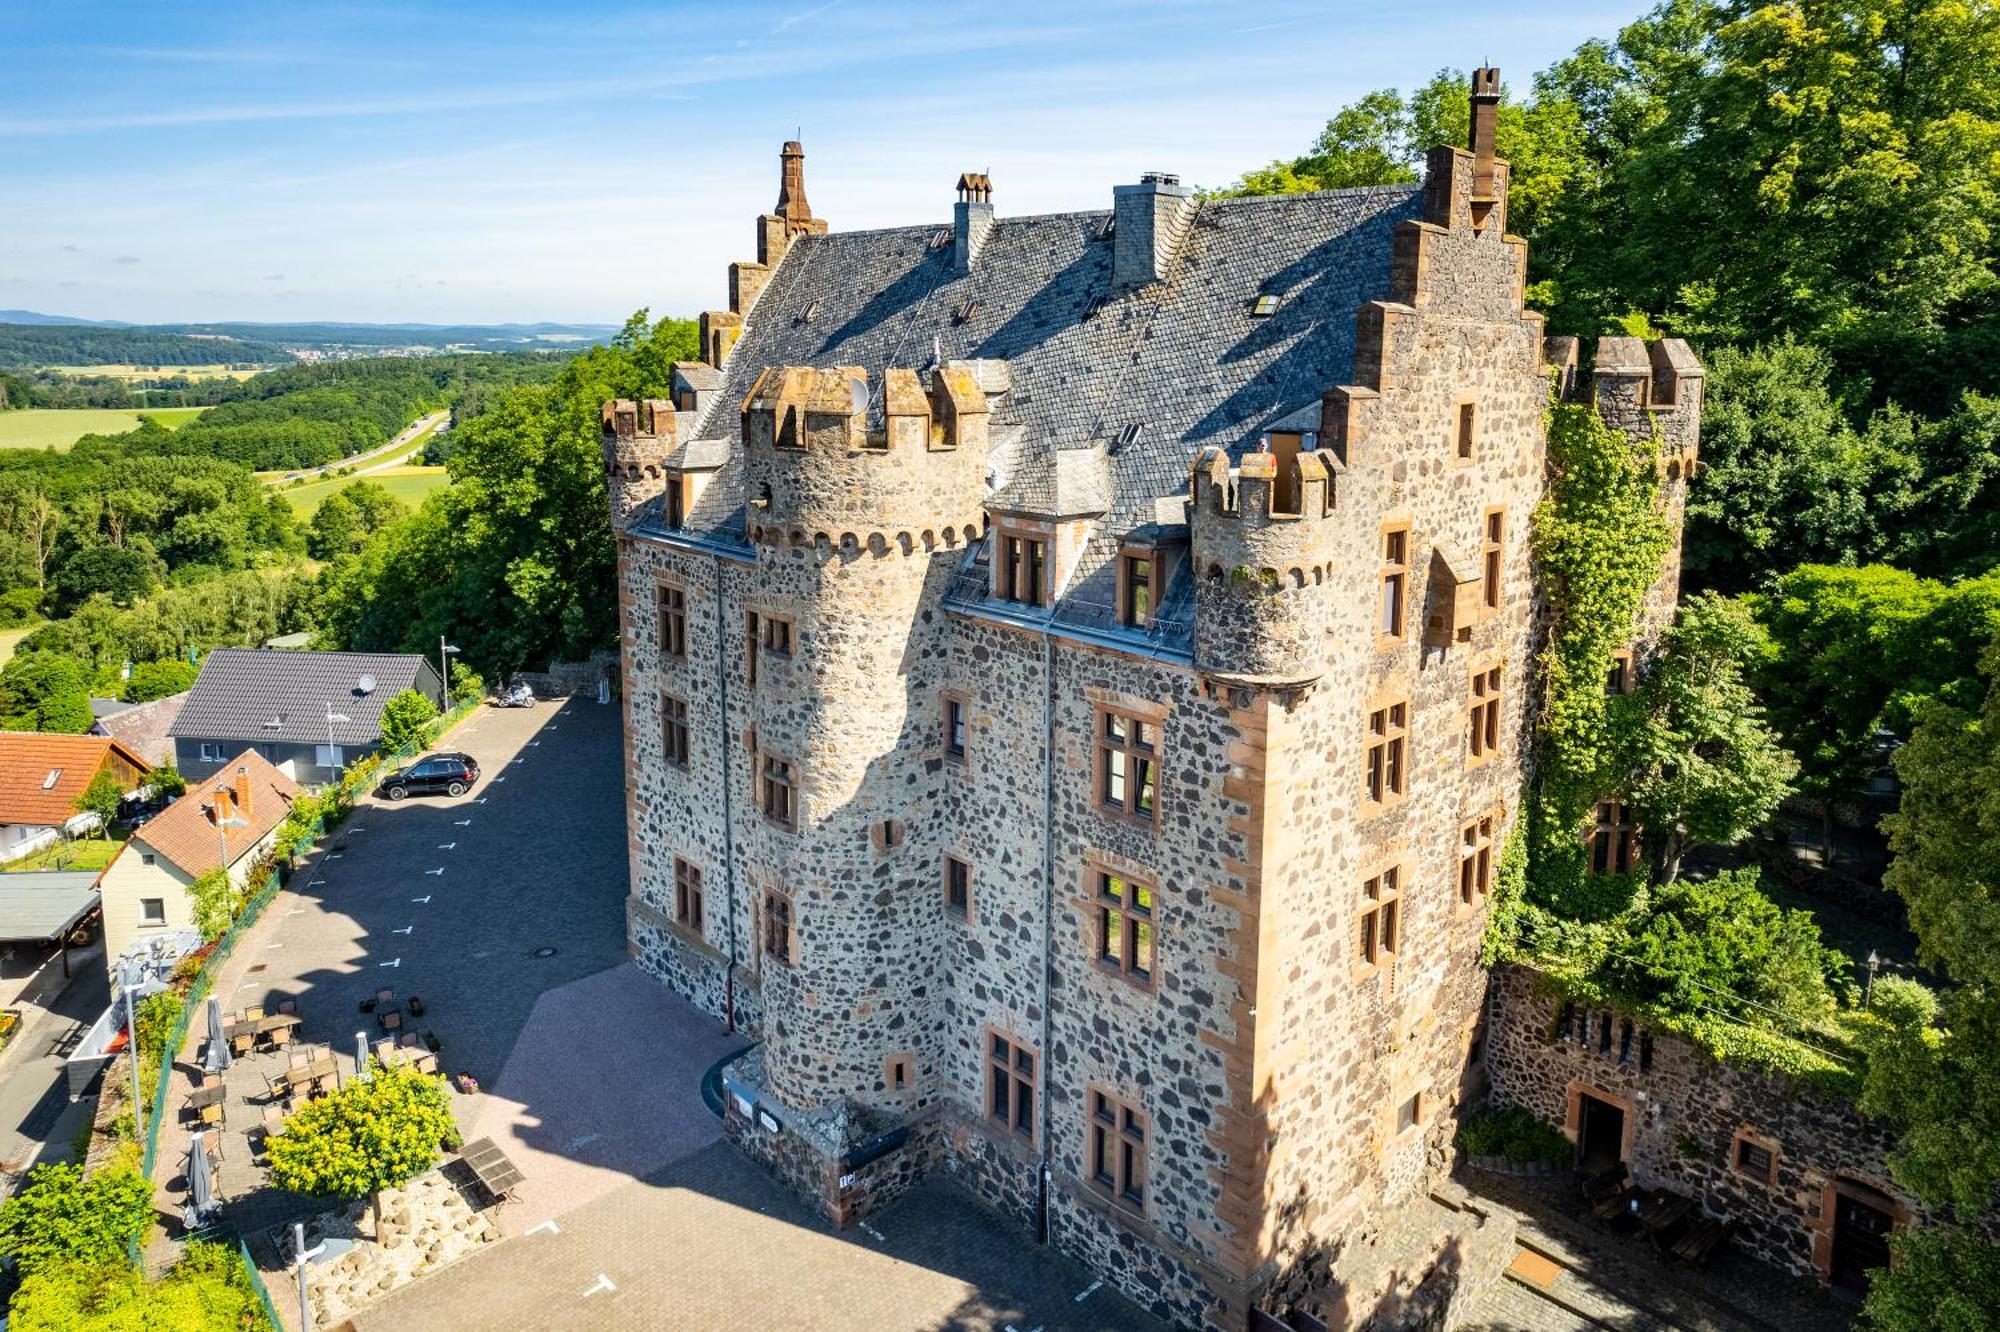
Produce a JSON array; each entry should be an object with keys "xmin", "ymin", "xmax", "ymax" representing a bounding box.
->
[{"xmin": 1523, "ymin": 398, "xmax": 1671, "ymax": 919}]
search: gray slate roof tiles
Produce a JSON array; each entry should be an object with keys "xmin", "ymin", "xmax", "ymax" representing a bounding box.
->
[{"xmin": 170, "ymin": 649, "xmax": 442, "ymax": 749}]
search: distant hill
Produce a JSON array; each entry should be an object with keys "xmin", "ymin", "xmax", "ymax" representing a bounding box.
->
[
  {"xmin": 0, "ymin": 324, "xmax": 293, "ymax": 369},
  {"xmin": 0, "ymin": 309, "xmax": 129, "ymax": 327},
  {"xmin": 0, "ymin": 314, "xmax": 619, "ymax": 365}
]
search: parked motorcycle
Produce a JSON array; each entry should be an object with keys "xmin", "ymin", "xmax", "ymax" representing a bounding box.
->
[{"xmin": 494, "ymin": 681, "xmax": 536, "ymax": 709}]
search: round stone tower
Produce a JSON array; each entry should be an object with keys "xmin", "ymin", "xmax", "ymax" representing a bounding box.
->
[
  {"xmin": 600, "ymin": 398, "xmax": 675, "ymax": 532},
  {"xmin": 1188, "ymin": 445, "xmax": 1339, "ymax": 686},
  {"xmin": 738, "ymin": 362, "xmax": 990, "ymax": 1124}
]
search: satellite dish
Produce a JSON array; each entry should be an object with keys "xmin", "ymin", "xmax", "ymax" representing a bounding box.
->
[{"xmin": 357, "ymin": 674, "xmax": 377, "ymax": 695}]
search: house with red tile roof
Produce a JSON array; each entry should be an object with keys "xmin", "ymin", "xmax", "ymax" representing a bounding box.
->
[{"xmin": 0, "ymin": 732, "xmax": 151, "ymax": 864}]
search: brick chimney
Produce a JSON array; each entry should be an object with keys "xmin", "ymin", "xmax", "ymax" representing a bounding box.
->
[
  {"xmin": 1470, "ymin": 66, "xmax": 1502, "ymax": 229},
  {"xmin": 233, "ymin": 765, "xmax": 252, "ymax": 821},
  {"xmin": 1112, "ymin": 172, "xmax": 1195, "ymax": 287},
  {"xmin": 953, "ymin": 172, "xmax": 994, "ymax": 273}
]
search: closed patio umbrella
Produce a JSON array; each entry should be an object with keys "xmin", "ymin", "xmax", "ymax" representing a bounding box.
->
[
  {"xmin": 184, "ymin": 1130, "xmax": 218, "ymax": 1229},
  {"xmin": 354, "ymin": 1030, "xmax": 371, "ymax": 1083},
  {"xmin": 204, "ymin": 995, "xmax": 231, "ymax": 1076}
]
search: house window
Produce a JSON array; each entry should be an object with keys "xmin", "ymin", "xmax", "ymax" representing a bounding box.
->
[
  {"xmin": 139, "ymin": 898, "xmax": 166, "ymax": 926},
  {"xmin": 199, "ymin": 743, "xmax": 221, "ymax": 763},
  {"xmin": 1459, "ymin": 813, "xmax": 1495, "ymax": 904},
  {"xmin": 1120, "ymin": 551, "xmax": 1157, "ymax": 629},
  {"xmin": 141, "ymin": 853, "xmax": 156, "ymax": 867},
  {"xmin": 1087, "ymin": 1089, "xmax": 1148, "ymax": 1212},
  {"xmin": 987, "ymin": 1031, "xmax": 1036, "ymax": 1142},
  {"xmin": 1397, "ymin": 1091, "xmax": 1424, "ymax": 1133},
  {"xmin": 1379, "ymin": 524, "xmax": 1409, "ymax": 642},
  {"xmin": 1468, "ymin": 665, "xmax": 1502, "ymax": 762},
  {"xmin": 673, "ymin": 857, "xmax": 704, "ymax": 933},
  {"xmin": 998, "ymin": 530, "xmax": 1049, "ymax": 606},
  {"xmin": 1095, "ymin": 872, "xmax": 1155, "ymax": 984},
  {"xmin": 1589, "ymin": 801, "xmax": 1641, "ymax": 874},
  {"xmin": 885, "ymin": 1053, "xmax": 914, "ymax": 1091},
  {"xmin": 1605, "ymin": 649, "xmax": 1634, "ymax": 696},
  {"xmin": 1096, "ymin": 709, "xmax": 1159, "ymax": 823},
  {"xmin": 761, "ymin": 887, "xmax": 792, "ymax": 966},
  {"xmin": 943, "ymin": 695, "xmax": 968, "ymax": 763},
  {"xmin": 1365, "ymin": 700, "xmax": 1408, "ymax": 807},
  {"xmin": 661, "ymin": 694, "xmax": 690, "ymax": 768},
  {"xmin": 658, "ymin": 584, "xmax": 687, "ymax": 659},
  {"xmin": 945, "ymin": 855, "xmax": 972, "ymax": 917},
  {"xmin": 665, "ymin": 479, "xmax": 685, "ymax": 528},
  {"xmin": 760, "ymin": 754, "xmax": 797, "ymax": 829},
  {"xmin": 1732, "ymin": 1132, "xmax": 1778, "ymax": 1185},
  {"xmin": 746, "ymin": 611, "xmax": 790, "ymax": 684},
  {"xmin": 1456, "ymin": 403, "xmax": 1477, "ymax": 460},
  {"xmin": 1483, "ymin": 508, "xmax": 1504, "ymax": 611},
  {"xmin": 1359, "ymin": 865, "xmax": 1400, "ymax": 967}
]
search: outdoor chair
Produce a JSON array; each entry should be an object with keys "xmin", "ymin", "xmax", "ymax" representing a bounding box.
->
[
  {"xmin": 379, "ymin": 1010, "xmax": 403, "ymax": 1034},
  {"xmin": 288, "ymin": 1049, "xmax": 310, "ymax": 1070},
  {"xmin": 229, "ymin": 1032, "xmax": 255, "ymax": 1056},
  {"xmin": 269, "ymin": 1026, "xmax": 294, "ymax": 1050},
  {"xmin": 399, "ymin": 1031, "xmax": 420, "ymax": 1048},
  {"xmin": 245, "ymin": 1005, "xmax": 265, "ymax": 1022},
  {"xmin": 197, "ymin": 1101, "xmax": 223, "ymax": 1128},
  {"xmin": 374, "ymin": 988, "xmax": 395, "ymax": 1008},
  {"xmin": 265, "ymin": 1073, "xmax": 290, "ymax": 1102}
]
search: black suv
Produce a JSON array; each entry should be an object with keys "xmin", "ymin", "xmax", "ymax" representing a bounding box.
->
[{"xmin": 379, "ymin": 752, "xmax": 480, "ymax": 800}]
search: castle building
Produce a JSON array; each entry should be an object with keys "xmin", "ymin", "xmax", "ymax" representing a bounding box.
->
[{"xmin": 605, "ymin": 72, "xmax": 1701, "ymax": 1329}]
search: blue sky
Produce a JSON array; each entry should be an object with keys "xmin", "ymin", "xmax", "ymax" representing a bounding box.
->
[{"xmin": 1, "ymin": 1, "xmax": 1647, "ymax": 326}]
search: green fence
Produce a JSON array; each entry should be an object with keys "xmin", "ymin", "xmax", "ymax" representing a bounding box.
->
[
  {"xmin": 137, "ymin": 695, "xmax": 480, "ymax": 1180},
  {"xmin": 239, "ymin": 1232, "xmax": 286, "ymax": 1331}
]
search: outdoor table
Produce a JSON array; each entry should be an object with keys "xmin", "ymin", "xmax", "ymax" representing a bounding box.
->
[
  {"xmin": 278, "ymin": 1056, "xmax": 337, "ymax": 1093},
  {"xmin": 185, "ymin": 1083, "xmax": 226, "ymax": 1111},
  {"xmin": 1634, "ymin": 1190, "xmax": 1695, "ymax": 1237},
  {"xmin": 459, "ymin": 1137, "xmax": 524, "ymax": 1204}
]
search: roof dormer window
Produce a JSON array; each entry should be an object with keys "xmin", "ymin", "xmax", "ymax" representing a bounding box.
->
[{"xmin": 1250, "ymin": 293, "xmax": 1280, "ymax": 318}]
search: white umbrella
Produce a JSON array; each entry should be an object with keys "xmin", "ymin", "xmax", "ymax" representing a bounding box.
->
[
  {"xmin": 203, "ymin": 994, "xmax": 231, "ymax": 1075},
  {"xmin": 354, "ymin": 1030, "xmax": 371, "ymax": 1084}
]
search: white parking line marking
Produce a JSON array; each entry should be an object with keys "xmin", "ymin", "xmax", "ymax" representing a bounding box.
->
[
  {"xmin": 512, "ymin": 758, "xmax": 526, "ymax": 765},
  {"xmin": 437, "ymin": 842, "xmax": 456, "ymax": 850},
  {"xmin": 379, "ymin": 958, "xmax": 401, "ymax": 968},
  {"xmin": 287, "ymin": 908, "xmax": 305, "ymax": 916},
  {"xmin": 454, "ymin": 819, "xmax": 473, "ymax": 827},
  {"xmin": 569, "ymin": 1132, "xmax": 600, "ymax": 1150},
  {"xmin": 476, "ymin": 797, "xmax": 489, "ymax": 805},
  {"xmin": 265, "ymin": 944, "xmax": 284, "ymax": 950},
  {"xmin": 529, "ymin": 741, "xmax": 541, "ymax": 747},
  {"xmin": 1074, "ymin": 1279, "xmax": 1103, "ymax": 1302},
  {"xmin": 426, "ymin": 867, "xmax": 445, "ymax": 876},
  {"xmin": 525, "ymin": 1219, "xmax": 560, "ymax": 1237},
  {"xmin": 328, "ymin": 853, "xmax": 344, "ymax": 860},
  {"xmin": 393, "ymin": 926, "xmax": 413, "ymax": 935},
  {"xmin": 860, "ymin": 1222, "xmax": 886, "ymax": 1242},
  {"xmin": 583, "ymin": 1274, "xmax": 615, "ymax": 1298},
  {"xmin": 411, "ymin": 895, "xmax": 431, "ymax": 904},
  {"xmin": 494, "ymin": 776, "xmax": 507, "ymax": 783}
]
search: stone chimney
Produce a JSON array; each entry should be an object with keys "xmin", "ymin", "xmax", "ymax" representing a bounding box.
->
[
  {"xmin": 1470, "ymin": 66, "xmax": 1502, "ymax": 230},
  {"xmin": 233, "ymin": 764, "xmax": 252, "ymax": 821},
  {"xmin": 953, "ymin": 172, "xmax": 994, "ymax": 273},
  {"xmin": 756, "ymin": 140, "xmax": 830, "ymax": 267},
  {"xmin": 1112, "ymin": 172, "xmax": 1196, "ymax": 287}
]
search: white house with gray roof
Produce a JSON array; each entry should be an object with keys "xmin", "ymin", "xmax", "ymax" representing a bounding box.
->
[{"xmin": 168, "ymin": 648, "xmax": 441, "ymax": 786}]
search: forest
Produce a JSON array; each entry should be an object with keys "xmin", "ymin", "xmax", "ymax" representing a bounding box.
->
[
  {"xmin": 0, "ymin": 324, "xmax": 292, "ymax": 370},
  {"xmin": 1223, "ymin": 0, "xmax": 2000, "ymax": 1321}
]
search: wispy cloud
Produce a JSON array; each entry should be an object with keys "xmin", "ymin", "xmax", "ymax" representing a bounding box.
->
[{"xmin": 774, "ymin": 0, "xmax": 844, "ymax": 34}]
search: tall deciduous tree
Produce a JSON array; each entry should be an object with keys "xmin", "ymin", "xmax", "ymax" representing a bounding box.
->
[{"xmin": 266, "ymin": 1063, "xmax": 460, "ymax": 1237}]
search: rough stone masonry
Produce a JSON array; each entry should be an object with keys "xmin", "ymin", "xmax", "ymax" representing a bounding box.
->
[{"xmin": 601, "ymin": 72, "xmax": 1709, "ymax": 1330}]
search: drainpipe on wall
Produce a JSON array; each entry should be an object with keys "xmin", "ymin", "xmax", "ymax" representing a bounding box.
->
[
  {"xmin": 1037, "ymin": 626, "xmax": 1055, "ymax": 1246},
  {"xmin": 714, "ymin": 551, "xmax": 740, "ymax": 1032}
]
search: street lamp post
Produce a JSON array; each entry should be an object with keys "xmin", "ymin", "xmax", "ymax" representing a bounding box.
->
[
  {"xmin": 1865, "ymin": 949, "xmax": 1882, "ymax": 1009},
  {"xmin": 438, "ymin": 637, "xmax": 460, "ymax": 711}
]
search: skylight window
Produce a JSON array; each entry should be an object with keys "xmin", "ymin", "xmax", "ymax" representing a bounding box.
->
[
  {"xmin": 954, "ymin": 297, "xmax": 981, "ymax": 324},
  {"xmin": 42, "ymin": 768, "xmax": 60, "ymax": 790},
  {"xmin": 799, "ymin": 298, "xmax": 823, "ymax": 326},
  {"xmin": 930, "ymin": 228, "xmax": 952, "ymax": 251},
  {"xmin": 1251, "ymin": 293, "xmax": 1281, "ymax": 317}
]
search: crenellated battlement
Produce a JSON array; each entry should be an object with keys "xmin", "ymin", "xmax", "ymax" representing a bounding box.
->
[
  {"xmin": 1583, "ymin": 336, "xmax": 1704, "ymax": 460},
  {"xmin": 740, "ymin": 362, "xmax": 993, "ymax": 552},
  {"xmin": 600, "ymin": 398, "xmax": 678, "ymax": 533},
  {"xmin": 1188, "ymin": 443, "xmax": 1337, "ymax": 527}
]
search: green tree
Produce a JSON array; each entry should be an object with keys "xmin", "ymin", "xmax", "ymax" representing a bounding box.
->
[
  {"xmin": 307, "ymin": 490, "xmax": 361, "ymax": 559},
  {"xmin": 123, "ymin": 657, "xmax": 198, "ymax": 702},
  {"xmin": 448, "ymin": 659, "xmax": 485, "ymax": 707},
  {"xmin": 0, "ymin": 1160, "xmax": 152, "ymax": 1277},
  {"xmin": 0, "ymin": 650, "xmax": 93, "ymax": 733},
  {"xmin": 50, "ymin": 544, "xmax": 158, "ymax": 615},
  {"xmin": 70, "ymin": 770, "xmax": 123, "ymax": 837},
  {"xmin": 265, "ymin": 1063, "xmax": 460, "ymax": 1237},
  {"xmin": 188, "ymin": 867, "xmax": 236, "ymax": 942},
  {"xmin": 1621, "ymin": 593, "xmax": 1798, "ymax": 883},
  {"xmin": 149, "ymin": 760, "xmax": 187, "ymax": 799},
  {"xmin": 1863, "ymin": 1226, "xmax": 2000, "ymax": 1332},
  {"xmin": 378, "ymin": 687, "xmax": 438, "ymax": 754}
]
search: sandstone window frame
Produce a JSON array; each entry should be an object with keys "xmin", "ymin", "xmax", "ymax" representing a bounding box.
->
[
  {"xmin": 1459, "ymin": 809, "xmax": 1497, "ymax": 905},
  {"xmin": 657, "ymin": 580, "xmax": 688, "ymax": 660},
  {"xmin": 760, "ymin": 885, "xmax": 795, "ymax": 968},
  {"xmin": 1378, "ymin": 521, "xmax": 1411, "ymax": 647},
  {"xmin": 661, "ymin": 692, "xmax": 691, "ymax": 770},
  {"xmin": 1454, "ymin": 398, "xmax": 1478, "ymax": 464},
  {"xmin": 1364, "ymin": 694, "xmax": 1409, "ymax": 810},
  {"xmin": 941, "ymin": 691, "xmax": 970, "ymax": 767},
  {"xmin": 745, "ymin": 609, "xmax": 793, "ymax": 686},
  {"xmin": 1605, "ymin": 648, "xmax": 1636, "ymax": 696},
  {"xmin": 1117, "ymin": 545, "xmax": 1163, "ymax": 630},
  {"xmin": 1086, "ymin": 1086, "xmax": 1148, "ymax": 1214},
  {"xmin": 944, "ymin": 853, "xmax": 974, "ymax": 921},
  {"xmin": 1730, "ymin": 1128, "xmax": 1781, "ymax": 1188},
  {"xmin": 1395, "ymin": 1089, "xmax": 1425, "ymax": 1135},
  {"xmin": 759, "ymin": 751, "xmax": 797, "ymax": 830},
  {"xmin": 1357, "ymin": 862, "xmax": 1401, "ymax": 971},
  {"xmin": 994, "ymin": 521, "xmax": 1051, "ymax": 607},
  {"xmin": 1091, "ymin": 869, "xmax": 1157, "ymax": 990},
  {"xmin": 1588, "ymin": 800, "xmax": 1641, "ymax": 875},
  {"xmin": 985, "ymin": 1027, "xmax": 1037, "ymax": 1145},
  {"xmin": 665, "ymin": 475, "xmax": 686, "ymax": 528},
  {"xmin": 884, "ymin": 1051, "xmax": 915, "ymax": 1093},
  {"xmin": 1482, "ymin": 507, "xmax": 1505, "ymax": 613},
  {"xmin": 1094, "ymin": 704, "xmax": 1163, "ymax": 828},
  {"xmin": 1467, "ymin": 662, "xmax": 1502, "ymax": 765},
  {"xmin": 673, "ymin": 856, "xmax": 704, "ymax": 935}
]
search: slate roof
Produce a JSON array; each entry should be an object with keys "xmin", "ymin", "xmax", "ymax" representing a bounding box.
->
[
  {"xmin": 91, "ymin": 691, "xmax": 188, "ymax": 768},
  {"xmin": 129, "ymin": 749, "xmax": 297, "ymax": 878},
  {"xmin": 0, "ymin": 733, "xmax": 149, "ymax": 828},
  {"xmin": 635, "ymin": 184, "xmax": 1420, "ymax": 651},
  {"xmin": 170, "ymin": 649, "xmax": 441, "ymax": 749}
]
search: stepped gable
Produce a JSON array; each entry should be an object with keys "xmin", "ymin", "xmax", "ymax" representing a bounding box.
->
[{"xmin": 674, "ymin": 185, "xmax": 1421, "ymax": 533}]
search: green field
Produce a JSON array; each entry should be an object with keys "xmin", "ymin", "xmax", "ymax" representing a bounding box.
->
[
  {"xmin": 0, "ymin": 406, "xmax": 208, "ymax": 451},
  {"xmin": 283, "ymin": 465, "xmax": 451, "ymax": 517},
  {"xmin": 0, "ymin": 621, "xmax": 42, "ymax": 666}
]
